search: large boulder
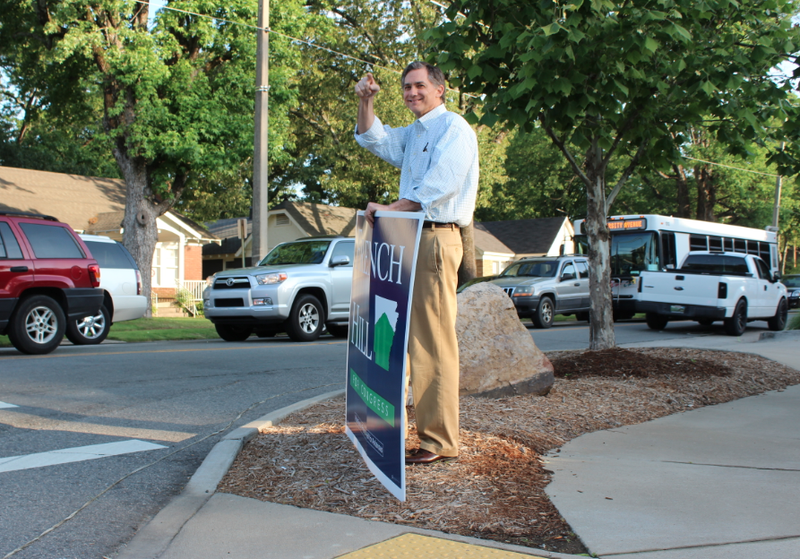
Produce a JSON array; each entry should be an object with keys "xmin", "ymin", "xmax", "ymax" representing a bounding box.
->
[{"xmin": 457, "ymin": 282, "xmax": 554, "ymax": 398}]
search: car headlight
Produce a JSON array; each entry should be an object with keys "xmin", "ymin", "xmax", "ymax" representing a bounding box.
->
[
  {"xmin": 790, "ymin": 289, "xmax": 800, "ymax": 298},
  {"xmin": 513, "ymin": 286, "xmax": 534, "ymax": 296},
  {"xmin": 255, "ymin": 272, "xmax": 287, "ymax": 285}
]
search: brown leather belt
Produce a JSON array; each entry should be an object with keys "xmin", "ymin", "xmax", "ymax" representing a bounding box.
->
[{"xmin": 422, "ymin": 221, "xmax": 459, "ymax": 230}]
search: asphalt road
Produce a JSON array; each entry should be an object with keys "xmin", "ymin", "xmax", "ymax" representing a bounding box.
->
[
  {"xmin": 0, "ymin": 336, "xmax": 347, "ymax": 559},
  {"xmin": 0, "ymin": 315, "xmax": 794, "ymax": 558}
]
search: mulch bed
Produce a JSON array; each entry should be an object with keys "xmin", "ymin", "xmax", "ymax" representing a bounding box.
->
[{"xmin": 218, "ymin": 347, "xmax": 800, "ymax": 555}]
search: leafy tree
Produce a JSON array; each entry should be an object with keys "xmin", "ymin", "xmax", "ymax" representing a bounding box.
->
[
  {"xmin": 0, "ymin": 0, "xmax": 314, "ymax": 306},
  {"xmin": 429, "ymin": 0, "xmax": 799, "ymax": 349}
]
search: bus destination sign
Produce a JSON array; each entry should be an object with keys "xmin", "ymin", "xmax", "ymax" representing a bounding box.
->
[{"xmin": 608, "ymin": 218, "xmax": 647, "ymax": 231}]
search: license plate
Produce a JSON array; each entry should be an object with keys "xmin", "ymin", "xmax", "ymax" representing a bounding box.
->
[{"xmin": 670, "ymin": 305, "xmax": 685, "ymax": 314}]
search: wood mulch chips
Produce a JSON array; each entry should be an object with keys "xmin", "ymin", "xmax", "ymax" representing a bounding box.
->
[{"xmin": 218, "ymin": 347, "xmax": 800, "ymax": 555}]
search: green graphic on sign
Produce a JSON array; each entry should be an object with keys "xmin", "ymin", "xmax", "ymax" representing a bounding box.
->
[
  {"xmin": 373, "ymin": 295, "xmax": 398, "ymax": 371},
  {"xmin": 350, "ymin": 369, "xmax": 395, "ymax": 426}
]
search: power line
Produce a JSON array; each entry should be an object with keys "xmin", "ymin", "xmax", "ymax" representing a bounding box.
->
[
  {"xmin": 133, "ymin": 0, "xmax": 480, "ymax": 98},
  {"xmin": 133, "ymin": 0, "xmax": 402, "ymax": 76},
  {"xmin": 683, "ymin": 156, "xmax": 779, "ymax": 178}
]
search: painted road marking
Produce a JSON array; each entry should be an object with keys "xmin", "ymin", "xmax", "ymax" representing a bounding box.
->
[
  {"xmin": 0, "ymin": 411, "xmax": 196, "ymax": 442},
  {"xmin": 0, "ymin": 440, "xmax": 167, "ymax": 473},
  {"xmin": 0, "ymin": 402, "xmax": 18, "ymax": 409}
]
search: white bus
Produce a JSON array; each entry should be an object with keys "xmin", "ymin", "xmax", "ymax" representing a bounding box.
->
[{"xmin": 572, "ymin": 214, "xmax": 779, "ymax": 318}]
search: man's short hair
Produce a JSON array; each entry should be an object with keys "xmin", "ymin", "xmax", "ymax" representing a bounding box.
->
[{"xmin": 401, "ymin": 61, "xmax": 446, "ymax": 101}]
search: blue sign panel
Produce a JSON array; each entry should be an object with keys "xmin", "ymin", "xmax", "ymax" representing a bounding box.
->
[{"xmin": 345, "ymin": 211, "xmax": 423, "ymax": 501}]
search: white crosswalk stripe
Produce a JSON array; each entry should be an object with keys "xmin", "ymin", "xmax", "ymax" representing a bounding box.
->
[
  {"xmin": 0, "ymin": 401, "xmax": 19, "ymax": 409},
  {"xmin": 0, "ymin": 440, "xmax": 167, "ymax": 473}
]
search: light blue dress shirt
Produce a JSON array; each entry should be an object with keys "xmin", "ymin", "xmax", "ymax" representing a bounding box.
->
[{"xmin": 355, "ymin": 104, "xmax": 479, "ymax": 227}]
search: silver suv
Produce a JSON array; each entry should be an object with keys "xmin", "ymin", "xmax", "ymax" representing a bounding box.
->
[
  {"xmin": 489, "ymin": 255, "xmax": 591, "ymax": 328},
  {"xmin": 203, "ymin": 236, "xmax": 354, "ymax": 342}
]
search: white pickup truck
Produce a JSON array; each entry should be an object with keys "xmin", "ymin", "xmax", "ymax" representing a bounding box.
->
[{"xmin": 635, "ymin": 252, "xmax": 788, "ymax": 336}]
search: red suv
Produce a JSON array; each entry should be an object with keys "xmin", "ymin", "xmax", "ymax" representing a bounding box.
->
[{"xmin": 0, "ymin": 212, "xmax": 103, "ymax": 354}]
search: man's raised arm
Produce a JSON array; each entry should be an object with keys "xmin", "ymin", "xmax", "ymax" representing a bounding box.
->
[{"xmin": 355, "ymin": 73, "xmax": 380, "ymax": 134}]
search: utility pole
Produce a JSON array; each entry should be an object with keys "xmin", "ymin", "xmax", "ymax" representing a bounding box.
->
[
  {"xmin": 772, "ymin": 141, "xmax": 785, "ymax": 230},
  {"xmin": 251, "ymin": 0, "xmax": 269, "ymax": 263}
]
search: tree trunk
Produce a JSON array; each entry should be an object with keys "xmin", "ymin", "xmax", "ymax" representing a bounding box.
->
[
  {"xmin": 115, "ymin": 149, "xmax": 161, "ymax": 317},
  {"xmin": 674, "ymin": 164, "xmax": 691, "ymax": 218},
  {"xmin": 695, "ymin": 165, "xmax": 716, "ymax": 221},
  {"xmin": 457, "ymin": 222, "xmax": 477, "ymax": 287},
  {"xmin": 585, "ymin": 144, "xmax": 615, "ymax": 350}
]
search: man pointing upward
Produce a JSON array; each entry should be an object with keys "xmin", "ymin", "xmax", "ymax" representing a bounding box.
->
[{"xmin": 354, "ymin": 62, "xmax": 479, "ymax": 465}]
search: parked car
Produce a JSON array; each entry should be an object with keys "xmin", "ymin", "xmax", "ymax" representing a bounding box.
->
[
  {"xmin": 488, "ymin": 255, "xmax": 591, "ymax": 328},
  {"xmin": 68, "ymin": 235, "xmax": 147, "ymax": 344},
  {"xmin": 0, "ymin": 212, "xmax": 103, "ymax": 354},
  {"xmin": 782, "ymin": 274, "xmax": 800, "ymax": 309},
  {"xmin": 203, "ymin": 236, "xmax": 355, "ymax": 342},
  {"xmin": 635, "ymin": 251, "xmax": 788, "ymax": 335}
]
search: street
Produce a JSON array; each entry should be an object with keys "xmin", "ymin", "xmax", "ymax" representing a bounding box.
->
[{"xmin": 0, "ymin": 314, "xmax": 795, "ymax": 558}]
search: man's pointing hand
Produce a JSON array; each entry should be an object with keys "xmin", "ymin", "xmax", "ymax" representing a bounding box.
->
[{"xmin": 355, "ymin": 73, "xmax": 380, "ymax": 99}]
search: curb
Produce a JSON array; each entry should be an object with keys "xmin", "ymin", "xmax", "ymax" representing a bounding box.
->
[{"xmin": 116, "ymin": 388, "xmax": 346, "ymax": 559}]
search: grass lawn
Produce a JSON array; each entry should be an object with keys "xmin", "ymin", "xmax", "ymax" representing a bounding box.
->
[
  {"xmin": 0, "ymin": 317, "xmax": 218, "ymax": 347},
  {"xmin": 106, "ymin": 317, "xmax": 218, "ymax": 343}
]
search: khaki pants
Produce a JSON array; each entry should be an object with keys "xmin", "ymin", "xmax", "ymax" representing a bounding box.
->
[{"xmin": 406, "ymin": 225, "xmax": 462, "ymax": 457}]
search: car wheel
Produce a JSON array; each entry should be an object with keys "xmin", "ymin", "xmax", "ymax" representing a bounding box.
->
[
  {"xmin": 696, "ymin": 318, "xmax": 714, "ymax": 326},
  {"xmin": 724, "ymin": 299, "xmax": 747, "ymax": 336},
  {"xmin": 66, "ymin": 303, "xmax": 110, "ymax": 345},
  {"xmin": 575, "ymin": 312, "xmax": 590, "ymax": 322},
  {"xmin": 326, "ymin": 323, "xmax": 349, "ymax": 338},
  {"xmin": 286, "ymin": 294, "xmax": 324, "ymax": 342},
  {"xmin": 645, "ymin": 313, "xmax": 669, "ymax": 331},
  {"xmin": 215, "ymin": 324, "xmax": 253, "ymax": 342},
  {"xmin": 767, "ymin": 298, "xmax": 788, "ymax": 332},
  {"xmin": 532, "ymin": 296, "xmax": 554, "ymax": 329},
  {"xmin": 7, "ymin": 295, "xmax": 66, "ymax": 355}
]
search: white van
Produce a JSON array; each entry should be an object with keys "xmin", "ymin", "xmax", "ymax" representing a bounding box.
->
[{"xmin": 70, "ymin": 235, "xmax": 148, "ymax": 344}]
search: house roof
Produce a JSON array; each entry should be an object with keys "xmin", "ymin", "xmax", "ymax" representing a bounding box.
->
[
  {"xmin": 476, "ymin": 217, "xmax": 570, "ymax": 256},
  {"xmin": 275, "ymin": 200, "xmax": 357, "ymax": 237},
  {"xmin": 0, "ymin": 165, "xmax": 125, "ymax": 230},
  {"xmin": 0, "ymin": 165, "xmax": 216, "ymax": 241},
  {"xmin": 203, "ymin": 201, "xmax": 358, "ymax": 256},
  {"xmin": 85, "ymin": 211, "xmax": 216, "ymax": 242},
  {"xmin": 472, "ymin": 225, "xmax": 514, "ymax": 255}
]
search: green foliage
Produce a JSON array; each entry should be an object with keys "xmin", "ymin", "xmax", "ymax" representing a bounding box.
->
[
  {"xmin": 0, "ymin": 0, "xmax": 317, "ymax": 219},
  {"xmin": 429, "ymin": 0, "xmax": 798, "ymax": 176}
]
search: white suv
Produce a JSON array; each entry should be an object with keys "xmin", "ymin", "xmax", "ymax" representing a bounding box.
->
[{"xmin": 71, "ymin": 235, "xmax": 148, "ymax": 344}]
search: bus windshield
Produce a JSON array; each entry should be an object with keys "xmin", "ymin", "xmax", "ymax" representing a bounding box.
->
[{"xmin": 574, "ymin": 232, "xmax": 660, "ymax": 276}]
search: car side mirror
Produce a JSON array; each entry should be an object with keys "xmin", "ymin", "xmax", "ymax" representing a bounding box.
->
[
  {"xmin": 330, "ymin": 255, "xmax": 350, "ymax": 267},
  {"xmin": 561, "ymin": 272, "xmax": 575, "ymax": 281},
  {"xmin": 773, "ymin": 272, "xmax": 781, "ymax": 283}
]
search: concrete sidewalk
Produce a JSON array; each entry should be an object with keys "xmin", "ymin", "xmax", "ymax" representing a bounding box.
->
[{"xmin": 116, "ymin": 331, "xmax": 800, "ymax": 559}]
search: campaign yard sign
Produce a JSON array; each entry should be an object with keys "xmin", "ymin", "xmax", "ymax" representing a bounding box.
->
[{"xmin": 345, "ymin": 211, "xmax": 423, "ymax": 501}]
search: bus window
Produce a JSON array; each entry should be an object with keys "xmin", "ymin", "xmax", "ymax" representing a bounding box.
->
[
  {"xmin": 660, "ymin": 232, "xmax": 677, "ymax": 269},
  {"xmin": 724, "ymin": 238, "xmax": 734, "ymax": 251},
  {"xmin": 734, "ymin": 239, "xmax": 747, "ymax": 253},
  {"xmin": 574, "ymin": 235, "xmax": 589, "ymax": 255},
  {"xmin": 689, "ymin": 234, "xmax": 708, "ymax": 251},
  {"xmin": 759, "ymin": 243, "xmax": 770, "ymax": 265},
  {"xmin": 747, "ymin": 240, "xmax": 760, "ymax": 257},
  {"xmin": 709, "ymin": 236, "xmax": 722, "ymax": 251}
]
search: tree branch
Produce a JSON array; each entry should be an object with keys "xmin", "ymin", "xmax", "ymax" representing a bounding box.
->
[
  {"xmin": 540, "ymin": 116, "xmax": 591, "ymax": 188},
  {"xmin": 606, "ymin": 136, "xmax": 648, "ymax": 211}
]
